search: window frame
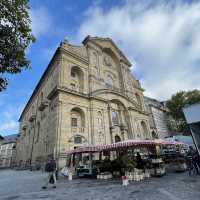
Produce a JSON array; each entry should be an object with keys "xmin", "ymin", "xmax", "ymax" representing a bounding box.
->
[
  {"xmin": 112, "ymin": 111, "xmax": 119, "ymax": 125},
  {"xmin": 71, "ymin": 117, "xmax": 78, "ymax": 127},
  {"xmin": 74, "ymin": 136, "xmax": 82, "ymax": 144}
]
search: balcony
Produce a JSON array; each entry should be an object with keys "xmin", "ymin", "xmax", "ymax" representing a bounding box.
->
[
  {"xmin": 38, "ymin": 100, "xmax": 49, "ymax": 111},
  {"xmin": 71, "ymin": 127, "xmax": 85, "ymax": 134}
]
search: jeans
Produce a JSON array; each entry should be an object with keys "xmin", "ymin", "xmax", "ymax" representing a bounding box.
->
[{"xmin": 43, "ymin": 172, "xmax": 57, "ymax": 187}]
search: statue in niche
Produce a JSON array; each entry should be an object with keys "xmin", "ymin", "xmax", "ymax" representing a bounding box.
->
[{"xmin": 104, "ymin": 55, "xmax": 112, "ymax": 66}]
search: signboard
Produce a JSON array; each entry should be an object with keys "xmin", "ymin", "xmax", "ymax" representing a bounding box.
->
[{"xmin": 183, "ymin": 103, "xmax": 200, "ymax": 124}]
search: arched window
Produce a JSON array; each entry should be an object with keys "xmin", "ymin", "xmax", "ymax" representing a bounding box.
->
[
  {"xmin": 71, "ymin": 71, "xmax": 76, "ymax": 77},
  {"xmin": 112, "ymin": 111, "xmax": 119, "ymax": 125},
  {"xmin": 115, "ymin": 135, "xmax": 121, "ymax": 143},
  {"xmin": 71, "ymin": 107, "xmax": 85, "ymax": 128}
]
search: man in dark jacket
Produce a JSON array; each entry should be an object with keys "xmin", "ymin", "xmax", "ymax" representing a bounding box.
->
[{"xmin": 42, "ymin": 159, "xmax": 57, "ymax": 189}]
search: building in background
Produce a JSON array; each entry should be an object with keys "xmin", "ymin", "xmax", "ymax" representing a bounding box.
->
[
  {"xmin": 0, "ymin": 134, "xmax": 17, "ymax": 168},
  {"xmin": 16, "ymin": 36, "xmax": 151, "ymax": 169},
  {"xmin": 144, "ymin": 96, "xmax": 171, "ymax": 138}
]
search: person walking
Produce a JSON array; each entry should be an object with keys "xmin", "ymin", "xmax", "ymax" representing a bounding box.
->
[
  {"xmin": 42, "ymin": 158, "xmax": 57, "ymax": 189},
  {"xmin": 187, "ymin": 146, "xmax": 195, "ymax": 176}
]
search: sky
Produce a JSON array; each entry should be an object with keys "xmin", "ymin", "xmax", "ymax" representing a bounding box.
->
[{"xmin": 0, "ymin": 0, "xmax": 200, "ymax": 136}]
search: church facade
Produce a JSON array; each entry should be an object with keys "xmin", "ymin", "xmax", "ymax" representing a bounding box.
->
[{"xmin": 15, "ymin": 36, "xmax": 151, "ymax": 168}]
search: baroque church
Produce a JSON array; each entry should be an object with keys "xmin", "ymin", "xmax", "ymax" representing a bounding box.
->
[{"xmin": 16, "ymin": 36, "xmax": 151, "ymax": 168}]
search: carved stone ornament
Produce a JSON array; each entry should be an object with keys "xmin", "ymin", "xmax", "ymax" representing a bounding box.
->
[
  {"xmin": 92, "ymin": 52, "xmax": 98, "ymax": 66},
  {"xmin": 104, "ymin": 55, "xmax": 112, "ymax": 66}
]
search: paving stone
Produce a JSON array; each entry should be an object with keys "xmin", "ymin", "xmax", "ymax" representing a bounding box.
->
[{"xmin": 0, "ymin": 170, "xmax": 200, "ymax": 200}]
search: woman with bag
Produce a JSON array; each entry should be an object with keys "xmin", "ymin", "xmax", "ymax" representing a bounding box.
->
[{"xmin": 42, "ymin": 159, "xmax": 57, "ymax": 189}]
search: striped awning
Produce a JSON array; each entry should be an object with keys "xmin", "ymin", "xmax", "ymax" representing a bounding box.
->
[{"xmin": 66, "ymin": 139, "xmax": 186, "ymax": 155}]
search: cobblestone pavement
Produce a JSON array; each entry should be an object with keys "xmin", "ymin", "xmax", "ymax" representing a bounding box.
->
[{"xmin": 0, "ymin": 169, "xmax": 199, "ymax": 200}]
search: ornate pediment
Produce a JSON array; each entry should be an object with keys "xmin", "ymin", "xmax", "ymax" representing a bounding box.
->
[{"xmin": 82, "ymin": 36, "xmax": 131, "ymax": 66}]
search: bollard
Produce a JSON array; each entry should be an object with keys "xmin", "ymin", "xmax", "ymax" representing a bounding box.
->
[
  {"xmin": 68, "ymin": 172, "xmax": 72, "ymax": 181},
  {"xmin": 122, "ymin": 176, "xmax": 129, "ymax": 186}
]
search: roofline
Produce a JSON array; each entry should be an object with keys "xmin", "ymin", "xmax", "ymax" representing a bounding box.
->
[
  {"xmin": 18, "ymin": 46, "xmax": 61, "ymax": 121},
  {"xmin": 183, "ymin": 102, "xmax": 200, "ymax": 109},
  {"xmin": 82, "ymin": 35, "xmax": 132, "ymax": 66}
]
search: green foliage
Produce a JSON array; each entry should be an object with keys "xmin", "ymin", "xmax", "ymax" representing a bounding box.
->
[
  {"xmin": 0, "ymin": 0, "xmax": 35, "ymax": 91},
  {"xmin": 166, "ymin": 90, "xmax": 200, "ymax": 133}
]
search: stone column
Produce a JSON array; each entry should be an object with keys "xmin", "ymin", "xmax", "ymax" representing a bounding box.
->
[{"xmin": 107, "ymin": 103, "xmax": 114, "ymax": 143}]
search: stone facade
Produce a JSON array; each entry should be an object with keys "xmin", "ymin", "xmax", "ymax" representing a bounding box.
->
[
  {"xmin": 144, "ymin": 96, "xmax": 170, "ymax": 138},
  {"xmin": 16, "ymin": 36, "xmax": 151, "ymax": 169}
]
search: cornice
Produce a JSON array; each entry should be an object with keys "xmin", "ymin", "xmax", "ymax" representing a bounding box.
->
[{"xmin": 60, "ymin": 46, "xmax": 89, "ymax": 65}]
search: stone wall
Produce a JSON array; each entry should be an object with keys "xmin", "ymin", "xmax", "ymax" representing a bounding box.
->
[{"xmin": 16, "ymin": 36, "xmax": 151, "ymax": 169}]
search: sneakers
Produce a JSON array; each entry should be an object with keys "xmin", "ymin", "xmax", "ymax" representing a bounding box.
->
[{"xmin": 52, "ymin": 185, "xmax": 56, "ymax": 189}]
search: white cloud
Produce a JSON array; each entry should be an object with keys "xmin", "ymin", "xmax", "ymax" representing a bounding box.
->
[
  {"xmin": 0, "ymin": 121, "xmax": 18, "ymax": 133},
  {"xmin": 30, "ymin": 7, "xmax": 53, "ymax": 37},
  {"xmin": 78, "ymin": 0, "xmax": 200, "ymax": 100},
  {"xmin": 0, "ymin": 104, "xmax": 24, "ymax": 135}
]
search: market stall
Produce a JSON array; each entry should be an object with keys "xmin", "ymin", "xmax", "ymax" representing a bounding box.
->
[
  {"xmin": 160, "ymin": 140, "xmax": 189, "ymax": 172},
  {"xmin": 66, "ymin": 139, "xmax": 182, "ymax": 180}
]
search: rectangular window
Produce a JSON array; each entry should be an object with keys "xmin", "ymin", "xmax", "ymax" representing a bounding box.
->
[
  {"xmin": 71, "ymin": 118, "xmax": 77, "ymax": 127},
  {"xmin": 74, "ymin": 136, "xmax": 82, "ymax": 144},
  {"xmin": 112, "ymin": 111, "xmax": 119, "ymax": 125}
]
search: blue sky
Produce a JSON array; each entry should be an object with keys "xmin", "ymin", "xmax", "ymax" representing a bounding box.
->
[{"xmin": 0, "ymin": 0, "xmax": 200, "ymax": 136}]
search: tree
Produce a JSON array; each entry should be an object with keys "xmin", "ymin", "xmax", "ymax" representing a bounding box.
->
[
  {"xmin": 0, "ymin": 0, "xmax": 35, "ymax": 91},
  {"xmin": 166, "ymin": 90, "xmax": 200, "ymax": 133}
]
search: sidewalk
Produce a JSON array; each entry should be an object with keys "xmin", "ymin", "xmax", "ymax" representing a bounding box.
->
[{"xmin": 0, "ymin": 169, "xmax": 199, "ymax": 200}]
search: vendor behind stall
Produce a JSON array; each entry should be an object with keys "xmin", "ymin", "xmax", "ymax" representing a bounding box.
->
[{"xmin": 136, "ymin": 152, "xmax": 144, "ymax": 169}]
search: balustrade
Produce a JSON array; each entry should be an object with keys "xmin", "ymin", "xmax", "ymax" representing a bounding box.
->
[{"xmin": 71, "ymin": 127, "xmax": 85, "ymax": 134}]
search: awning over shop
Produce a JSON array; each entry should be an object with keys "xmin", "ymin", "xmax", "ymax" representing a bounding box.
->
[{"xmin": 66, "ymin": 139, "xmax": 186, "ymax": 155}]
